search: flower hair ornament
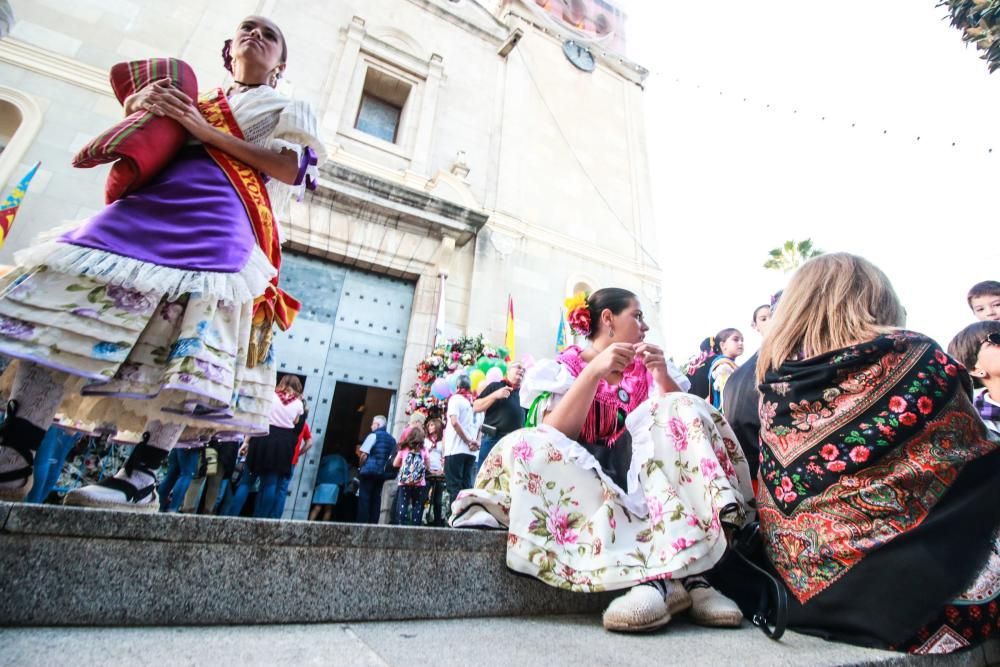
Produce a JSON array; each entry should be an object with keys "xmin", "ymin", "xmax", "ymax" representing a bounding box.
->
[
  {"xmin": 222, "ymin": 39, "xmax": 234, "ymax": 73},
  {"xmin": 564, "ymin": 291, "xmax": 591, "ymax": 337}
]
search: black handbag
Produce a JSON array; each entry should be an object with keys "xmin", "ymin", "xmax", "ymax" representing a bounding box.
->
[
  {"xmin": 382, "ymin": 446, "xmax": 398, "ymax": 480},
  {"xmin": 709, "ymin": 522, "xmax": 789, "ymax": 640}
]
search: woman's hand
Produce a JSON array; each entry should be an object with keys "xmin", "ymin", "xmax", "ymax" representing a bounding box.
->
[
  {"xmin": 637, "ymin": 342, "xmax": 682, "ymax": 393},
  {"xmin": 583, "ymin": 343, "xmax": 635, "ymax": 386},
  {"xmin": 140, "ymin": 80, "xmax": 218, "ymax": 144}
]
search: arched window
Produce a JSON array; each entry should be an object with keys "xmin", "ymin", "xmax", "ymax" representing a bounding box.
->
[
  {"xmin": 0, "ymin": 87, "xmax": 43, "ymax": 192},
  {"xmin": 0, "ymin": 100, "xmax": 21, "ymax": 155}
]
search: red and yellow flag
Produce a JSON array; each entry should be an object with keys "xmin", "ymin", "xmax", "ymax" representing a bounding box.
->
[
  {"xmin": 504, "ymin": 294, "xmax": 515, "ymax": 361},
  {"xmin": 0, "ymin": 162, "xmax": 41, "ymax": 248}
]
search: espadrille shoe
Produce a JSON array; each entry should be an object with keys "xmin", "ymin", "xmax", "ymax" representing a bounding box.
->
[
  {"xmin": 687, "ymin": 583, "xmax": 743, "ymax": 628},
  {"xmin": 667, "ymin": 581, "xmax": 693, "ymax": 616},
  {"xmin": 603, "ymin": 581, "xmax": 674, "ymax": 633}
]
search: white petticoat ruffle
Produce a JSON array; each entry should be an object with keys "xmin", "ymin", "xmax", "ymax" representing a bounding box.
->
[{"xmin": 14, "ymin": 240, "xmax": 276, "ymax": 304}]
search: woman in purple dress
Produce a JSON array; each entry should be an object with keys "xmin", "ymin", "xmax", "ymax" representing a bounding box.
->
[{"xmin": 0, "ymin": 16, "xmax": 324, "ymax": 510}]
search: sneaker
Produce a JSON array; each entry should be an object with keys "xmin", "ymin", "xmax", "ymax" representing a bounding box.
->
[
  {"xmin": 687, "ymin": 581, "xmax": 743, "ymax": 628},
  {"xmin": 603, "ymin": 580, "xmax": 674, "ymax": 632},
  {"xmin": 667, "ymin": 582, "xmax": 693, "ymax": 616}
]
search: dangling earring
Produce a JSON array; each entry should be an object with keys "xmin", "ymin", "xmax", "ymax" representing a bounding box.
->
[{"xmin": 609, "ymin": 327, "xmax": 615, "ymax": 338}]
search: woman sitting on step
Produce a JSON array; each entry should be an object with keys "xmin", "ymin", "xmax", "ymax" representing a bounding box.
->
[
  {"xmin": 753, "ymin": 253, "xmax": 1000, "ymax": 654},
  {"xmin": 451, "ymin": 288, "xmax": 754, "ymax": 632}
]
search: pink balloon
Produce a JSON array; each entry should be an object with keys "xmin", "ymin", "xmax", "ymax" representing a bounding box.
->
[{"xmin": 484, "ymin": 367, "xmax": 504, "ymax": 384}]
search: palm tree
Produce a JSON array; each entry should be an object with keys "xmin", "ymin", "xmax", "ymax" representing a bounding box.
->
[
  {"xmin": 940, "ymin": 0, "xmax": 1000, "ymax": 73},
  {"xmin": 763, "ymin": 239, "xmax": 823, "ymax": 272}
]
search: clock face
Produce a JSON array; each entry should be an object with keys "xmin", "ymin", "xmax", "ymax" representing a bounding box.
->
[{"xmin": 562, "ymin": 40, "xmax": 596, "ymax": 72}]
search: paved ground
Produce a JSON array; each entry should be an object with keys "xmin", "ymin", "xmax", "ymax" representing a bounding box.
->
[{"xmin": 4, "ymin": 615, "xmax": 996, "ymax": 667}]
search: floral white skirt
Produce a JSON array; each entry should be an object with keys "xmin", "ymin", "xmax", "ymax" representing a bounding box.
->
[
  {"xmin": 451, "ymin": 393, "xmax": 754, "ymax": 592},
  {"xmin": 0, "ymin": 263, "xmax": 274, "ymax": 438}
]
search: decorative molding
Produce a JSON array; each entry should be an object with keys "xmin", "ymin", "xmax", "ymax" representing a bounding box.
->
[
  {"xmin": 0, "ymin": 38, "xmax": 111, "ymax": 97},
  {"xmin": 0, "ymin": 86, "xmax": 43, "ymax": 192}
]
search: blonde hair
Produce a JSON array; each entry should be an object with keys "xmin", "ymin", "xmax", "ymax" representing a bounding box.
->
[{"xmin": 756, "ymin": 253, "xmax": 905, "ymax": 384}]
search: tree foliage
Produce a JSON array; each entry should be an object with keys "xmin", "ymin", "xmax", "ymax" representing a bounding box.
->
[
  {"xmin": 763, "ymin": 239, "xmax": 824, "ymax": 272},
  {"xmin": 940, "ymin": 0, "xmax": 1000, "ymax": 73}
]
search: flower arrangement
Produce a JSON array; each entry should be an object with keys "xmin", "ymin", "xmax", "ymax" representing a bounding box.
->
[
  {"xmin": 406, "ymin": 334, "xmax": 506, "ymax": 416},
  {"xmin": 564, "ymin": 291, "xmax": 591, "ymax": 337}
]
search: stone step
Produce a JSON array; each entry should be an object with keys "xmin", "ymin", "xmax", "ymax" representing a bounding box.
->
[{"xmin": 0, "ymin": 502, "xmax": 614, "ymax": 626}]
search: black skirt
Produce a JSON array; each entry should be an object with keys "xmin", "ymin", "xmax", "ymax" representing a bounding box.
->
[{"xmin": 245, "ymin": 425, "xmax": 299, "ymax": 476}]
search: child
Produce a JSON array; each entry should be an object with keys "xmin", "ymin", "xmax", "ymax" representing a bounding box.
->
[
  {"xmin": 948, "ymin": 320, "xmax": 1000, "ymax": 435},
  {"xmin": 708, "ymin": 328, "xmax": 744, "ymax": 411},
  {"xmin": 423, "ymin": 418, "xmax": 447, "ymax": 527},
  {"xmin": 967, "ymin": 281, "xmax": 1000, "ymax": 321},
  {"xmin": 394, "ymin": 424, "xmax": 429, "ymax": 526}
]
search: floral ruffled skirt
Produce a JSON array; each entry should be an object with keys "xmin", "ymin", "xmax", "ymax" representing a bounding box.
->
[
  {"xmin": 0, "ymin": 264, "xmax": 273, "ymax": 438},
  {"xmin": 451, "ymin": 393, "xmax": 754, "ymax": 592}
]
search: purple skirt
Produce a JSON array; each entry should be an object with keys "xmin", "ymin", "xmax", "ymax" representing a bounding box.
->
[{"xmin": 61, "ymin": 146, "xmax": 256, "ymax": 273}]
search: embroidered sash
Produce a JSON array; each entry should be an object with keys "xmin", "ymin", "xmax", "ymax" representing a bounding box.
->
[{"xmin": 197, "ymin": 87, "xmax": 300, "ymax": 366}]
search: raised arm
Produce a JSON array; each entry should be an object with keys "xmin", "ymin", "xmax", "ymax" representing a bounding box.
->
[{"xmin": 543, "ymin": 343, "xmax": 634, "ymax": 440}]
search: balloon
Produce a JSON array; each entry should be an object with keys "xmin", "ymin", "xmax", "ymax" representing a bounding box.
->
[
  {"xmin": 447, "ymin": 373, "xmax": 460, "ymax": 391},
  {"xmin": 469, "ymin": 369, "xmax": 486, "ymax": 392},
  {"xmin": 519, "ymin": 353, "xmax": 536, "ymax": 369},
  {"xmin": 497, "ymin": 347, "xmax": 509, "ymax": 360},
  {"xmin": 431, "ymin": 378, "xmax": 451, "ymax": 400},
  {"xmin": 476, "ymin": 356, "xmax": 492, "ymax": 372},
  {"xmin": 484, "ymin": 367, "xmax": 503, "ymax": 385}
]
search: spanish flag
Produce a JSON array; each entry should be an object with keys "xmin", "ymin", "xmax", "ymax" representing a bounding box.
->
[
  {"xmin": 0, "ymin": 162, "xmax": 40, "ymax": 248},
  {"xmin": 504, "ymin": 294, "xmax": 515, "ymax": 361}
]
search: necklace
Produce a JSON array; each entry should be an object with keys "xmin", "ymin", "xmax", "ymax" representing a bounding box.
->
[{"xmin": 233, "ymin": 80, "xmax": 266, "ymax": 88}]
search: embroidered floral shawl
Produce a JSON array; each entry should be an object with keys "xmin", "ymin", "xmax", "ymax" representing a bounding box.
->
[{"xmin": 757, "ymin": 331, "xmax": 998, "ymax": 605}]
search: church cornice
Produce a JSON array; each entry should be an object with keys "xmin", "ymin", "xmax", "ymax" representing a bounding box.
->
[{"xmin": 0, "ymin": 38, "xmax": 111, "ymax": 96}]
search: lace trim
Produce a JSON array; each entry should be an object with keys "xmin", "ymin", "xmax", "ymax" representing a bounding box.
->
[{"xmin": 13, "ymin": 241, "xmax": 276, "ymax": 303}]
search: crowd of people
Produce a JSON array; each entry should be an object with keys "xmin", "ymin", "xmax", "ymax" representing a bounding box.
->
[{"xmin": 0, "ymin": 11, "xmax": 998, "ymax": 658}]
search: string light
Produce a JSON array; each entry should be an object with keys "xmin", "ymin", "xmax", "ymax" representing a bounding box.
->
[{"xmin": 665, "ymin": 77, "xmax": 1000, "ymax": 154}]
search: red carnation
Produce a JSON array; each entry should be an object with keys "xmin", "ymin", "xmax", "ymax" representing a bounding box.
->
[
  {"xmin": 888, "ymin": 396, "xmax": 907, "ymax": 413},
  {"xmin": 944, "ymin": 364, "xmax": 958, "ymax": 377},
  {"xmin": 917, "ymin": 396, "xmax": 933, "ymax": 415},
  {"xmin": 849, "ymin": 446, "xmax": 869, "ymax": 464},
  {"xmin": 820, "ymin": 444, "xmax": 839, "ymax": 461},
  {"xmin": 567, "ymin": 307, "xmax": 592, "ymax": 337},
  {"xmin": 899, "ymin": 412, "xmax": 917, "ymax": 426}
]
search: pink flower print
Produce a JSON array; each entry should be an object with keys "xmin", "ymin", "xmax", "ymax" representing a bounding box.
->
[
  {"xmin": 545, "ymin": 505, "xmax": 579, "ymax": 546},
  {"xmin": 609, "ymin": 515, "xmax": 617, "ymax": 530},
  {"xmin": 646, "ymin": 495, "xmax": 665, "ymax": 525},
  {"xmin": 826, "ymin": 460, "xmax": 846, "ymax": 473},
  {"xmin": 593, "ymin": 537, "xmax": 603, "ymax": 556},
  {"xmin": 686, "ymin": 514, "xmax": 700, "ymax": 527},
  {"xmin": 512, "ymin": 440, "xmax": 534, "ymax": 462},
  {"xmin": 700, "ymin": 457, "xmax": 720, "ymax": 479},
  {"xmin": 507, "ymin": 534, "xmax": 519, "ymax": 547},
  {"xmin": 934, "ymin": 349, "xmax": 948, "ymax": 364},
  {"xmin": 672, "ymin": 537, "xmax": 695, "ymax": 553},
  {"xmin": 668, "ymin": 417, "xmax": 689, "ymax": 451},
  {"xmin": 547, "ymin": 446, "xmax": 563, "ymax": 463},
  {"xmin": 710, "ymin": 515, "xmax": 721, "ymax": 535},
  {"xmin": 820, "ymin": 444, "xmax": 839, "ymax": 461},
  {"xmin": 780, "ymin": 476, "xmax": 794, "ymax": 492},
  {"xmin": 888, "ymin": 396, "xmax": 907, "ymax": 413},
  {"xmin": 526, "ymin": 473, "xmax": 543, "ymax": 495},
  {"xmin": 849, "ymin": 446, "xmax": 870, "ymax": 464}
]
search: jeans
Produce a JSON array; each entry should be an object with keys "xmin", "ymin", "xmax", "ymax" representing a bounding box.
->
[
  {"xmin": 158, "ymin": 448, "xmax": 202, "ymax": 512},
  {"xmin": 356, "ymin": 475, "xmax": 386, "ymax": 524},
  {"xmin": 476, "ymin": 434, "xmax": 502, "ymax": 474},
  {"xmin": 274, "ymin": 472, "xmax": 292, "ymax": 518},
  {"xmin": 211, "ymin": 478, "xmax": 231, "ymax": 514},
  {"xmin": 253, "ymin": 471, "xmax": 282, "ymax": 519},
  {"xmin": 426, "ymin": 476, "xmax": 446, "ymax": 526},
  {"xmin": 445, "ymin": 454, "xmax": 476, "ymax": 502},
  {"xmin": 396, "ymin": 484, "xmax": 428, "ymax": 525},
  {"xmin": 26, "ymin": 428, "xmax": 79, "ymax": 503}
]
